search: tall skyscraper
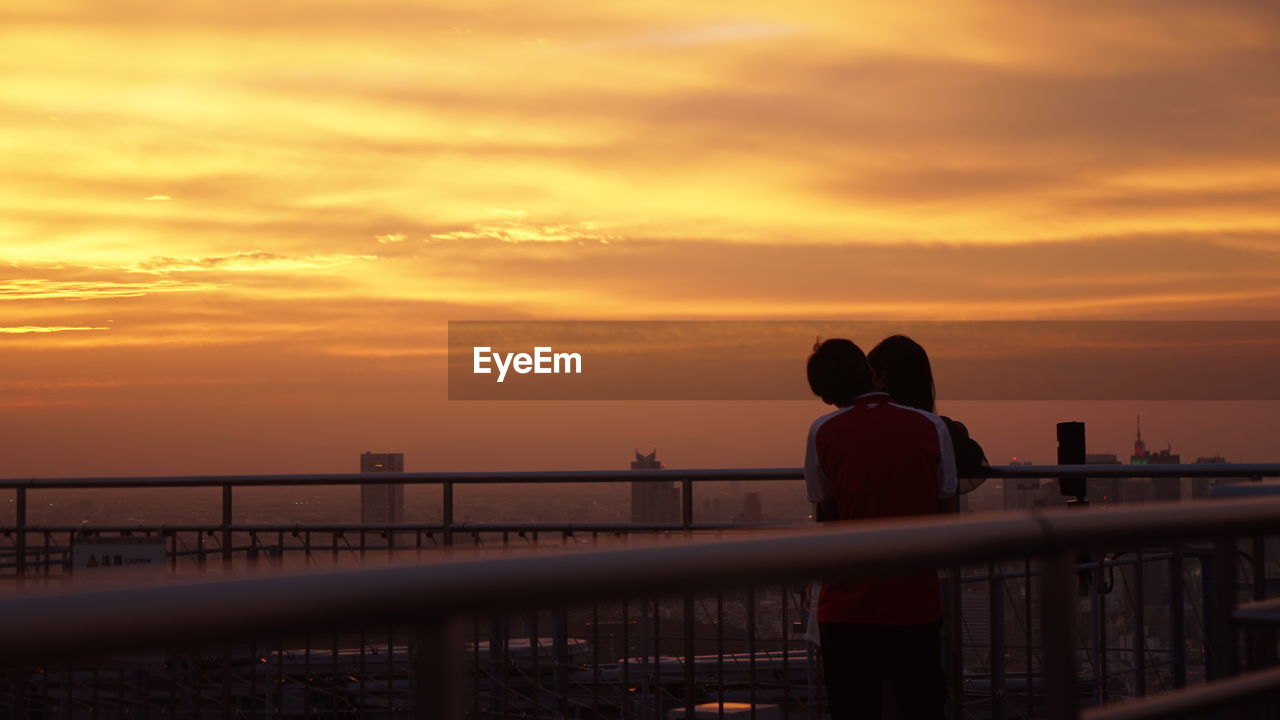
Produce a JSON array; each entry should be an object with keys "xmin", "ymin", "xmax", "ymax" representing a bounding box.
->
[
  {"xmin": 360, "ymin": 452, "xmax": 405, "ymax": 524},
  {"xmin": 630, "ymin": 449, "xmax": 679, "ymax": 523},
  {"xmin": 1128, "ymin": 417, "xmax": 1181, "ymax": 502}
]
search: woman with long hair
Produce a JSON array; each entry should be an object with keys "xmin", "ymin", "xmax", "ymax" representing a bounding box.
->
[{"xmin": 867, "ymin": 334, "xmax": 988, "ymax": 492}]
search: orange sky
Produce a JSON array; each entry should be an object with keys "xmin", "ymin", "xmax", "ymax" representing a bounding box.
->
[{"xmin": 2, "ymin": 1, "xmax": 1279, "ymax": 477}]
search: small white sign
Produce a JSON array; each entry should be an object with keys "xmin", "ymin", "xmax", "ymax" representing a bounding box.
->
[{"xmin": 71, "ymin": 538, "xmax": 166, "ymax": 573}]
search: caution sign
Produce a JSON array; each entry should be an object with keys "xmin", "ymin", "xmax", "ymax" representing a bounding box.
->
[{"xmin": 71, "ymin": 537, "xmax": 166, "ymax": 574}]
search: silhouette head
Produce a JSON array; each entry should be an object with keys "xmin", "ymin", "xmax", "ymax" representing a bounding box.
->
[
  {"xmin": 867, "ymin": 334, "xmax": 935, "ymax": 412},
  {"xmin": 806, "ymin": 338, "xmax": 871, "ymax": 407}
]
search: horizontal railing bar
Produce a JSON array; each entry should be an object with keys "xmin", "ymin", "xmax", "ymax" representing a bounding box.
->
[
  {"xmin": 1, "ymin": 463, "xmax": 1276, "ymax": 489},
  {"xmin": 1080, "ymin": 665, "xmax": 1280, "ymax": 720},
  {"xmin": 3, "ymin": 496, "xmax": 1280, "ymax": 666},
  {"xmin": 1233, "ymin": 597, "xmax": 1280, "ymax": 625},
  {"xmin": 0, "ymin": 521, "xmax": 780, "ymax": 534},
  {"xmin": 0, "ymin": 468, "xmax": 802, "ymax": 489}
]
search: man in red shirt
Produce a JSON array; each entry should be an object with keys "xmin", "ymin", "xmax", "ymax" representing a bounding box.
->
[{"xmin": 804, "ymin": 338, "xmax": 956, "ymax": 719}]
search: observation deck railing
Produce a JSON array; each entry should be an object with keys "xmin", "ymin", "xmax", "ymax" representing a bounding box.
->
[{"xmin": 3, "ymin": 464, "xmax": 1280, "ymax": 719}]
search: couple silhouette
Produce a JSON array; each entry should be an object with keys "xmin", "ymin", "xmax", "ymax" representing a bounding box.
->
[{"xmin": 804, "ymin": 335, "xmax": 987, "ymax": 720}]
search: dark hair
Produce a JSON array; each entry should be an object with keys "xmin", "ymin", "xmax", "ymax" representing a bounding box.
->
[
  {"xmin": 806, "ymin": 338, "xmax": 871, "ymax": 407},
  {"xmin": 867, "ymin": 335, "xmax": 935, "ymax": 412}
]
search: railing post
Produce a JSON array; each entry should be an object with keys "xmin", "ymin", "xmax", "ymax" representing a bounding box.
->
[
  {"xmin": 15, "ymin": 486, "xmax": 26, "ymax": 580},
  {"xmin": 1091, "ymin": 556, "xmax": 1106, "ymax": 704},
  {"xmin": 683, "ymin": 592, "xmax": 696, "ymax": 719},
  {"xmin": 989, "ymin": 562, "xmax": 1007, "ymax": 720},
  {"xmin": 412, "ymin": 616, "xmax": 466, "ymax": 720},
  {"xmin": 442, "ymin": 481, "xmax": 454, "ymax": 548},
  {"xmin": 943, "ymin": 566, "xmax": 964, "ymax": 720},
  {"xmin": 1211, "ymin": 537, "xmax": 1239, "ymax": 680},
  {"xmin": 681, "ymin": 477, "xmax": 693, "ymax": 532},
  {"xmin": 1134, "ymin": 549, "xmax": 1146, "ymax": 697},
  {"xmin": 1041, "ymin": 550, "xmax": 1079, "ymax": 720},
  {"xmin": 221, "ymin": 484, "xmax": 232, "ymax": 571},
  {"xmin": 1169, "ymin": 545, "xmax": 1187, "ymax": 688}
]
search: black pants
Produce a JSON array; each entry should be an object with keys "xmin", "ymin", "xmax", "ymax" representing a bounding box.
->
[{"xmin": 819, "ymin": 620, "xmax": 945, "ymax": 720}]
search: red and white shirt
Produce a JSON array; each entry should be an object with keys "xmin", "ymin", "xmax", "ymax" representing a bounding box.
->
[{"xmin": 804, "ymin": 391, "xmax": 957, "ymax": 625}]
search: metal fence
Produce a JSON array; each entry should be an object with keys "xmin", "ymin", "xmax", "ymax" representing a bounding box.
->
[{"xmin": 3, "ymin": 464, "xmax": 1280, "ymax": 719}]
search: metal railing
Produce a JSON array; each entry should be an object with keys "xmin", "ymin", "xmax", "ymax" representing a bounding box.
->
[{"xmin": 3, "ymin": 464, "xmax": 1280, "ymax": 719}]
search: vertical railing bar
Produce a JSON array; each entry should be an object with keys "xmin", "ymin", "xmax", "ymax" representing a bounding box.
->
[
  {"xmin": 501, "ymin": 615, "xmax": 512, "ymax": 720},
  {"xmin": 220, "ymin": 643, "xmax": 232, "ymax": 720},
  {"xmin": 398, "ymin": 623, "xmax": 406, "ymax": 718},
  {"xmin": 1025, "ymin": 555, "xmax": 1035, "ymax": 718},
  {"xmin": 1169, "ymin": 545, "xmax": 1186, "ymax": 689},
  {"xmin": 717, "ymin": 589, "xmax": 725, "ymax": 719},
  {"xmin": 747, "ymin": 586, "xmax": 757, "ymax": 720},
  {"xmin": 554, "ymin": 606, "xmax": 570, "ymax": 719},
  {"xmin": 1253, "ymin": 534, "xmax": 1266, "ymax": 602},
  {"xmin": 949, "ymin": 564, "xmax": 964, "ymax": 720},
  {"xmin": 592, "ymin": 600, "xmax": 600, "ymax": 718},
  {"xmin": 781, "ymin": 584, "xmax": 790, "ymax": 719},
  {"xmin": 411, "ymin": 617, "xmax": 465, "ymax": 720},
  {"xmin": 65, "ymin": 663, "xmax": 74, "ymax": 720},
  {"xmin": 653, "ymin": 597, "xmax": 661, "ymax": 720},
  {"xmin": 1134, "ymin": 547, "xmax": 1147, "ymax": 697},
  {"xmin": 991, "ymin": 561, "xmax": 1006, "ymax": 720},
  {"xmin": 684, "ymin": 592, "xmax": 696, "ymax": 720},
  {"xmin": 1041, "ymin": 550, "xmax": 1079, "ymax": 720},
  {"xmin": 248, "ymin": 634, "xmax": 258, "ymax": 718},
  {"xmin": 303, "ymin": 633, "xmax": 312, "ymax": 720},
  {"xmin": 681, "ymin": 478, "xmax": 693, "ymax": 533},
  {"xmin": 15, "ymin": 487, "xmax": 26, "ymax": 579},
  {"xmin": 1096, "ymin": 553, "xmax": 1108, "ymax": 705},
  {"xmin": 442, "ymin": 481, "xmax": 454, "ymax": 548},
  {"xmin": 359, "ymin": 625, "xmax": 367, "ymax": 716},
  {"xmin": 531, "ymin": 610, "xmax": 540, "ymax": 718},
  {"xmin": 221, "ymin": 484, "xmax": 232, "ymax": 572},
  {"xmin": 1211, "ymin": 537, "xmax": 1239, "ymax": 681},
  {"xmin": 623, "ymin": 600, "xmax": 631, "ymax": 720}
]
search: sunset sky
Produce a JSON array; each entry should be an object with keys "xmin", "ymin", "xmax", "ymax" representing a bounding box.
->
[{"xmin": 3, "ymin": 0, "xmax": 1279, "ymax": 477}]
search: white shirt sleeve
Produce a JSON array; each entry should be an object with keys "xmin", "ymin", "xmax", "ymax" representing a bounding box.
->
[
  {"xmin": 934, "ymin": 415, "xmax": 958, "ymax": 500},
  {"xmin": 804, "ymin": 416, "xmax": 833, "ymax": 504}
]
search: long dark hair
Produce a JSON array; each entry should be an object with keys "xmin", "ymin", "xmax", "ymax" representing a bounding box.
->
[{"xmin": 867, "ymin": 335, "xmax": 935, "ymax": 413}]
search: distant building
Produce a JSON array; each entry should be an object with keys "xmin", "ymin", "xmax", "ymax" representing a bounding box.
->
[
  {"xmin": 1128, "ymin": 417, "xmax": 1181, "ymax": 502},
  {"xmin": 735, "ymin": 492, "xmax": 764, "ymax": 523},
  {"xmin": 1086, "ymin": 453, "xmax": 1123, "ymax": 506},
  {"xmin": 360, "ymin": 452, "xmax": 405, "ymax": 524},
  {"xmin": 1192, "ymin": 455, "xmax": 1230, "ymax": 499},
  {"xmin": 1003, "ymin": 456, "xmax": 1044, "ymax": 507},
  {"xmin": 630, "ymin": 450, "xmax": 678, "ymax": 523}
]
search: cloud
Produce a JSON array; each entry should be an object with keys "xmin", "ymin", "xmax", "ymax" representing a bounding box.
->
[
  {"xmin": 375, "ymin": 233, "xmax": 407, "ymax": 244},
  {"xmin": 0, "ymin": 325, "xmax": 110, "ymax": 333},
  {"xmin": 430, "ymin": 213, "xmax": 617, "ymax": 244},
  {"xmin": 585, "ymin": 21, "xmax": 800, "ymax": 50},
  {"xmin": 0, "ymin": 278, "xmax": 223, "ymax": 301},
  {"xmin": 144, "ymin": 195, "xmax": 171, "ymax": 201},
  {"xmin": 130, "ymin": 252, "xmax": 377, "ymax": 273}
]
